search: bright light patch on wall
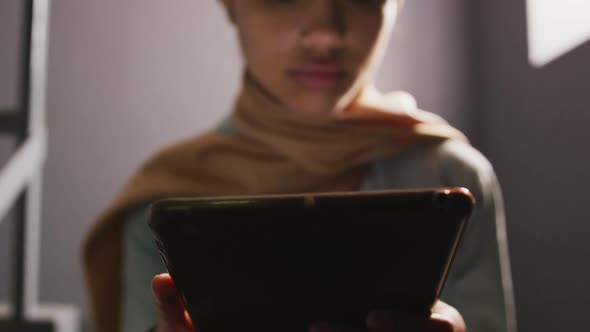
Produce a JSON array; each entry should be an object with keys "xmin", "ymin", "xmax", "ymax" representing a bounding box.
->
[{"xmin": 526, "ymin": 0, "xmax": 590, "ymax": 67}]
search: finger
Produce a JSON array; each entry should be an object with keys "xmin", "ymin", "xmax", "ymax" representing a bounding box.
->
[
  {"xmin": 430, "ymin": 301, "xmax": 465, "ymax": 332},
  {"xmin": 151, "ymin": 273, "xmax": 194, "ymax": 330}
]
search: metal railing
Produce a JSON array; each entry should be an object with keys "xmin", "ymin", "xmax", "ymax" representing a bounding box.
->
[{"xmin": 0, "ymin": 0, "xmax": 54, "ymax": 330}]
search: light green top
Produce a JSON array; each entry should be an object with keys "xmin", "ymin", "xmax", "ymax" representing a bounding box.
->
[{"xmin": 121, "ymin": 139, "xmax": 517, "ymax": 332}]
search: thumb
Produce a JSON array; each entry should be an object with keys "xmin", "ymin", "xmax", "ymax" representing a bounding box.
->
[{"xmin": 152, "ymin": 273, "xmax": 195, "ymax": 332}]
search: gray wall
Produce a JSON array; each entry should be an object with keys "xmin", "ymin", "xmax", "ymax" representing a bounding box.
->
[
  {"xmin": 380, "ymin": 0, "xmax": 471, "ymax": 131},
  {"xmin": 471, "ymin": 1, "xmax": 590, "ymax": 331},
  {"xmin": 0, "ymin": 0, "xmax": 21, "ymax": 110},
  {"xmin": 1, "ymin": 0, "xmax": 469, "ymax": 328}
]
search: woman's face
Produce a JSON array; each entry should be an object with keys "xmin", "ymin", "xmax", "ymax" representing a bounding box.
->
[{"xmin": 225, "ymin": 0, "xmax": 399, "ymax": 114}]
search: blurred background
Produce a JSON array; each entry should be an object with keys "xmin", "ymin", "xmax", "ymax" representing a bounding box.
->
[{"xmin": 1, "ymin": 0, "xmax": 589, "ymax": 331}]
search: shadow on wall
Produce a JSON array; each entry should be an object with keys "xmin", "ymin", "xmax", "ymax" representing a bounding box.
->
[{"xmin": 470, "ymin": 1, "xmax": 590, "ymax": 332}]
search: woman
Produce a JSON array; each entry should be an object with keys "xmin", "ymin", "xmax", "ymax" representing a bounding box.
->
[{"xmin": 82, "ymin": 1, "xmax": 516, "ymax": 331}]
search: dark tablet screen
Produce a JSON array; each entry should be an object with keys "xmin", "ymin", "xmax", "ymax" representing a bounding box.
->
[{"xmin": 149, "ymin": 188, "xmax": 473, "ymax": 332}]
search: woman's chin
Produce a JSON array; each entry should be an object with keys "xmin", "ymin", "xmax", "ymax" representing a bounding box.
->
[{"xmin": 285, "ymin": 96, "xmax": 344, "ymax": 115}]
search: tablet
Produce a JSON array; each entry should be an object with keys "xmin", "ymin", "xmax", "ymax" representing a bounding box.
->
[{"xmin": 148, "ymin": 188, "xmax": 474, "ymax": 332}]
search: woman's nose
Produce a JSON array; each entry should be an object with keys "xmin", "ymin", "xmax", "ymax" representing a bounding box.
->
[{"xmin": 300, "ymin": 0, "xmax": 346, "ymax": 53}]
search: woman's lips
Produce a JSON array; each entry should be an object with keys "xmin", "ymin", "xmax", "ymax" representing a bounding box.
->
[{"xmin": 288, "ymin": 66, "xmax": 347, "ymax": 89}]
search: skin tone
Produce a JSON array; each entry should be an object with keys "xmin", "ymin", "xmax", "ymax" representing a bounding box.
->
[
  {"xmin": 225, "ymin": 0, "xmax": 398, "ymax": 114},
  {"xmin": 153, "ymin": 1, "xmax": 467, "ymax": 331}
]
